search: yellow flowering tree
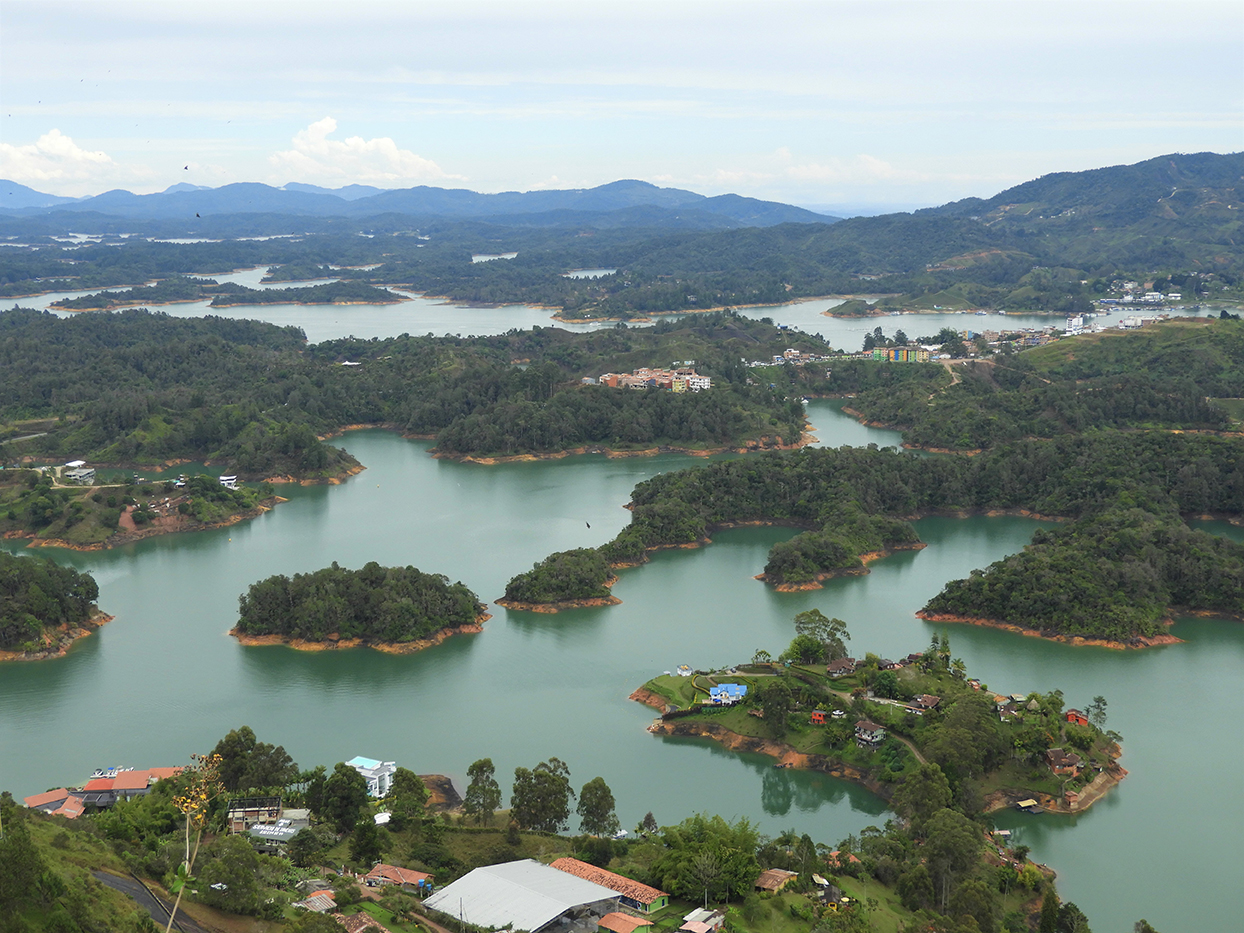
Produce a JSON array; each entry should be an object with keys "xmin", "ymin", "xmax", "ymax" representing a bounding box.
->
[{"xmin": 166, "ymin": 752, "xmax": 223, "ymax": 933}]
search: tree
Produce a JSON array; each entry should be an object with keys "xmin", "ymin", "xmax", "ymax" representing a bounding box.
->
[
  {"xmin": 923, "ymin": 808, "xmax": 983, "ymax": 911},
  {"xmin": 872, "ymin": 669, "xmax": 901, "ymax": 699},
  {"xmin": 1087, "ymin": 696, "xmax": 1108, "ymax": 729},
  {"xmin": 322, "ymin": 762, "xmax": 370, "ymax": 833},
  {"xmin": 752, "ymin": 649, "xmax": 772, "ymax": 665},
  {"xmin": 782, "ymin": 632, "xmax": 827, "ymax": 664},
  {"xmin": 760, "ymin": 678, "xmax": 793, "ymax": 738},
  {"xmin": 577, "ymin": 776, "xmax": 620, "ymax": 836},
  {"xmin": 1039, "ymin": 886, "xmax": 1060, "ymax": 933},
  {"xmin": 891, "ymin": 763, "xmax": 953, "ymax": 829},
  {"xmin": 385, "ymin": 768, "xmax": 428, "ymax": 830},
  {"xmin": 198, "ymin": 834, "xmax": 262, "ymax": 916},
  {"xmin": 287, "ymin": 827, "xmax": 332, "ymax": 868},
  {"xmin": 349, "ymin": 819, "xmax": 382, "ymax": 866},
  {"xmin": 463, "ymin": 758, "xmax": 502, "ymax": 826},
  {"xmin": 793, "ymin": 609, "xmax": 851, "ymax": 661},
  {"xmin": 1133, "ymin": 923, "xmax": 1160, "ymax": 933},
  {"xmin": 950, "ymin": 878, "xmax": 1000, "ymax": 933},
  {"xmin": 511, "ymin": 758, "xmax": 574, "ymax": 832},
  {"xmin": 1057, "ymin": 902, "xmax": 1093, "ymax": 933},
  {"xmin": 212, "ymin": 725, "xmax": 299, "ymax": 793},
  {"xmin": 638, "ymin": 811, "xmax": 659, "ymax": 835}
]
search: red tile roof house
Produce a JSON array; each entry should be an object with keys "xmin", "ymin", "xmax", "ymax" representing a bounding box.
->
[
  {"xmin": 1045, "ymin": 748, "xmax": 1083, "ymax": 777},
  {"xmin": 598, "ymin": 912, "xmax": 654, "ymax": 933},
  {"xmin": 363, "ymin": 864, "xmax": 433, "ymax": 892},
  {"xmin": 24, "ymin": 788, "xmax": 72, "ymax": 813},
  {"xmin": 550, "ymin": 857, "xmax": 670, "ymax": 913}
]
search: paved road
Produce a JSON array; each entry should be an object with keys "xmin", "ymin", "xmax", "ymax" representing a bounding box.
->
[{"xmin": 91, "ymin": 871, "xmax": 212, "ymax": 933}]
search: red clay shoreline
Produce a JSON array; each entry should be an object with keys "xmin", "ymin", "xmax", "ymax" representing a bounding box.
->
[{"xmin": 229, "ymin": 614, "xmax": 491, "ymax": 654}]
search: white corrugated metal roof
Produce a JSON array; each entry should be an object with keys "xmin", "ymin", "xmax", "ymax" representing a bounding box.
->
[{"xmin": 424, "ymin": 859, "xmax": 618, "ymax": 931}]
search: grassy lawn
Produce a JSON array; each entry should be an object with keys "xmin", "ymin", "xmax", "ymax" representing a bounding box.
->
[{"xmin": 1210, "ymin": 397, "xmax": 1244, "ymax": 427}]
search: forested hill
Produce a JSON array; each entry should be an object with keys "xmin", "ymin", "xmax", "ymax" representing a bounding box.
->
[
  {"xmin": 3, "ymin": 152, "xmax": 1239, "ymax": 320},
  {"xmin": 0, "ymin": 307, "xmax": 818, "ymax": 472}
]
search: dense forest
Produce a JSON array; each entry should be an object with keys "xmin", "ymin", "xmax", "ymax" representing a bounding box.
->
[
  {"xmin": 776, "ymin": 319, "xmax": 1244, "ymax": 451},
  {"xmin": 234, "ymin": 561, "xmax": 484, "ymax": 644},
  {"xmin": 508, "ymin": 430, "xmax": 1244, "ymax": 639},
  {"xmin": 0, "ymin": 550, "xmax": 100, "ymax": 650},
  {"xmin": 0, "ymin": 308, "xmax": 812, "ymax": 473}
]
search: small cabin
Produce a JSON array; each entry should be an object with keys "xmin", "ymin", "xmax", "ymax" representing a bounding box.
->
[{"xmin": 810, "ymin": 710, "xmax": 826, "ymax": 725}]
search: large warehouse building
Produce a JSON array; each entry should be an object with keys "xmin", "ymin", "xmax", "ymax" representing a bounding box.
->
[{"xmin": 423, "ymin": 859, "xmax": 620, "ymax": 932}]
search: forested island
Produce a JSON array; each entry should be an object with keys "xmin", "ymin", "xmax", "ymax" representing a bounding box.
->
[
  {"xmin": 49, "ymin": 276, "xmax": 403, "ymax": 311},
  {"xmin": 0, "ymin": 550, "xmax": 105, "ymax": 658},
  {"xmin": 232, "ymin": 561, "xmax": 488, "ymax": 652},
  {"xmin": 508, "ymin": 428, "xmax": 1244, "ymax": 643},
  {"xmin": 0, "ymin": 308, "xmax": 813, "ymax": 477},
  {"xmin": 498, "ymin": 548, "xmax": 619, "ymax": 611}
]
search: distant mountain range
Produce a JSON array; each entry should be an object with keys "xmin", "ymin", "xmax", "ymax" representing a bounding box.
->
[{"xmin": 0, "ymin": 178, "xmax": 837, "ymax": 229}]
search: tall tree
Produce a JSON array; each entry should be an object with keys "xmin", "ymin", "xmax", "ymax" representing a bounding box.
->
[
  {"xmin": 212, "ymin": 725, "xmax": 298, "ymax": 793},
  {"xmin": 463, "ymin": 758, "xmax": 502, "ymax": 827},
  {"xmin": 793, "ymin": 609, "xmax": 851, "ymax": 661},
  {"xmin": 384, "ymin": 767, "xmax": 428, "ymax": 831},
  {"xmin": 322, "ymin": 762, "xmax": 370, "ymax": 833},
  {"xmin": 510, "ymin": 758, "xmax": 574, "ymax": 832},
  {"xmin": 891, "ymin": 762, "xmax": 953, "ymax": 829},
  {"xmin": 577, "ymin": 776, "xmax": 621, "ymax": 836}
]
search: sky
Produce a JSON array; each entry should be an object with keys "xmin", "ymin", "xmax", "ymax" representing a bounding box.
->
[{"xmin": 1, "ymin": 0, "xmax": 1241, "ymax": 212}]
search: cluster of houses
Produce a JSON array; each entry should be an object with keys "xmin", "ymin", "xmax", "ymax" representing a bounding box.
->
[
  {"xmin": 23, "ymin": 765, "xmax": 184, "ymax": 819},
  {"xmin": 854, "ymin": 347, "xmax": 934, "ymax": 363},
  {"xmin": 591, "ymin": 366, "xmax": 712, "ymax": 392}
]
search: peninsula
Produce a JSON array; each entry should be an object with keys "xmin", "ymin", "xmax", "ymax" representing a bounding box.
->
[
  {"xmin": 633, "ymin": 639, "xmax": 1124, "ymax": 816},
  {"xmin": 0, "ymin": 550, "xmax": 108, "ymax": 660}
]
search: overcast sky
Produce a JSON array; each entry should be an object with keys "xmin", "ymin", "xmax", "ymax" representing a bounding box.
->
[{"xmin": 2, "ymin": 0, "xmax": 1241, "ymax": 211}]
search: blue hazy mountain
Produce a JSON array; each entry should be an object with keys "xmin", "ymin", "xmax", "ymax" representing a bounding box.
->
[{"xmin": 0, "ymin": 178, "xmax": 838, "ymax": 228}]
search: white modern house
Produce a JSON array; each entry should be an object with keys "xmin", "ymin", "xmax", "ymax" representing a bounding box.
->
[{"xmin": 346, "ymin": 756, "xmax": 397, "ymax": 797}]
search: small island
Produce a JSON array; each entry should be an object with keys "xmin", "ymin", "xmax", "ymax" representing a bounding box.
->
[
  {"xmin": 232, "ymin": 560, "xmax": 489, "ymax": 652},
  {"xmin": 0, "ymin": 550, "xmax": 109, "ymax": 660},
  {"xmin": 496, "ymin": 548, "xmax": 620, "ymax": 612},
  {"xmin": 634, "ymin": 620, "xmax": 1125, "ymax": 816}
]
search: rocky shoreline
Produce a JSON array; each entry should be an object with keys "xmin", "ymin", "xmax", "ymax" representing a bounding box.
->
[
  {"xmin": 495, "ymin": 576, "xmax": 621, "ymax": 613},
  {"xmin": 229, "ymin": 614, "xmax": 491, "ymax": 653},
  {"xmin": 0, "ymin": 611, "xmax": 115, "ymax": 662},
  {"xmin": 631, "ymin": 689, "xmax": 1126, "ymax": 814},
  {"xmin": 915, "ymin": 610, "xmax": 1184, "ymax": 649}
]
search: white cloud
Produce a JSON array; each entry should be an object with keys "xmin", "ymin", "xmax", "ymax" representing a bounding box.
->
[
  {"xmin": 268, "ymin": 117, "xmax": 464, "ymax": 185},
  {"xmin": 0, "ymin": 129, "xmax": 117, "ymax": 185}
]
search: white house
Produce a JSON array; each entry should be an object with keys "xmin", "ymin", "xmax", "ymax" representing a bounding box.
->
[{"xmin": 347, "ymin": 756, "xmax": 397, "ymax": 797}]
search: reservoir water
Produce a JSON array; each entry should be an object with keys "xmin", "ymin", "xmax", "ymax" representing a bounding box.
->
[{"xmin": 2, "ymin": 296, "xmax": 1240, "ymax": 931}]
